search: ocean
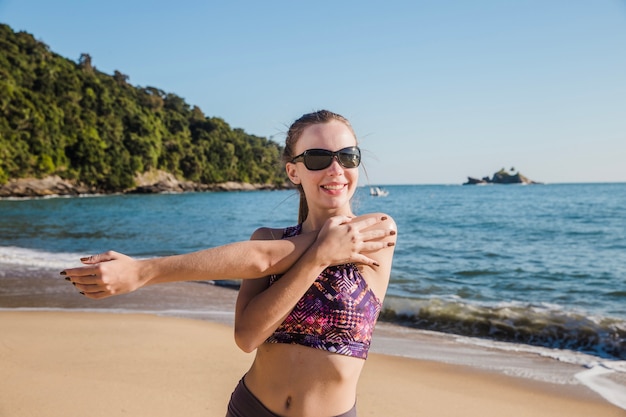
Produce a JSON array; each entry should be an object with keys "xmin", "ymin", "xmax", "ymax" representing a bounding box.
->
[{"xmin": 1, "ymin": 183, "xmax": 625, "ymax": 408}]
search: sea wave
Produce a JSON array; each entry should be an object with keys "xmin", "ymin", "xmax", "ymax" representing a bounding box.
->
[
  {"xmin": 0, "ymin": 245, "xmax": 160, "ymax": 272},
  {"xmin": 0, "ymin": 246, "xmax": 86, "ymax": 272},
  {"xmin": 380, "ymin": 296, "xmax": 626, "ymax": 360}
]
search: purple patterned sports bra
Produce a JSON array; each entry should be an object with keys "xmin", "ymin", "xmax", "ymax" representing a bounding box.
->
[{"xmin": 265, "ymin": 224, "xmax": 382, "ymax": 359}]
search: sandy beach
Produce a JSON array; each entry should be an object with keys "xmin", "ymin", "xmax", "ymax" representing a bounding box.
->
[{"xmin": 1, "ymin": 309, "xmax": 623, "ymax": 417}]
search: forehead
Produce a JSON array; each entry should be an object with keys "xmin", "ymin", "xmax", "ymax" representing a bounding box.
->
[{"xmin": 295, "ymin": 120, "xmax": 357, "ymax": 153}]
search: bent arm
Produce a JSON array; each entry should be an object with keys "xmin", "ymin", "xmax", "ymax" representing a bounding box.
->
[{"xmin": 234, "ymin": 214, "xmax": 397, "ymax": 352}]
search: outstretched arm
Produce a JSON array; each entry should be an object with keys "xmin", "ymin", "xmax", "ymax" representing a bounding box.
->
[{"xmin": 62, "ymin": 214, "xmax": 391, "ymax": 299}]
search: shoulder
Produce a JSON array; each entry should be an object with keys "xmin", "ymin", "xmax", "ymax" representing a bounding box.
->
[{"xmin": 250, "ymin": 226, "xmax": 287, "ymax": 241}]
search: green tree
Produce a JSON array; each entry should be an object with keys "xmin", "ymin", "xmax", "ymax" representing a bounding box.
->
[{"xmin": 0, "ymin": 23, "xmax": 287, "ymax": 189}]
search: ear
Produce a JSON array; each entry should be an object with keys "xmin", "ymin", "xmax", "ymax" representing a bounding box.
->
[{"xmin": 286, "ymin": 162, "xmax": 300, "ymax": 185}]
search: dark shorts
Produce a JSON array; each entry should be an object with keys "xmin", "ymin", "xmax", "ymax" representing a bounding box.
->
[{"xmin": 226, "ymin": 378, "xmax": 357, "ymax": 417}]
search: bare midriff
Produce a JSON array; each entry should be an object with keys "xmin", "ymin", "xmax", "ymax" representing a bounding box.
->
[{"xmin": 244, "ymin": 343, "xmax": 365, "ymax": 417}]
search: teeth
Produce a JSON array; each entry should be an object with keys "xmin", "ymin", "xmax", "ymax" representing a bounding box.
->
[{"xmin": 323, "ymin": 184, "xmax": 344, "ymax": 190}]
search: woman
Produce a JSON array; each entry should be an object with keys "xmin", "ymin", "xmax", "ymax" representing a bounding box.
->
[
  {"xmin": 62, "ymin": 110, "xmax": 397, "ymax": 417},
  {"xmin": 227, "ymin": 110, "xmax": 396, "ymax": 417}
]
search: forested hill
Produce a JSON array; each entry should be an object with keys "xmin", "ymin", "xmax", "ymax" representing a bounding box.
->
[{"xmin": 0, "ymin": 23, "xmax": 287, "ymax": 192}]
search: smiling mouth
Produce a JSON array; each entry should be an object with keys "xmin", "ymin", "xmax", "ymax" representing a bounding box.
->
[{"xmin": 321, "ymin": 184, "xmax": 346, "ymax": 191}]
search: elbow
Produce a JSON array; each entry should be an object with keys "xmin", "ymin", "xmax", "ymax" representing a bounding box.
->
[
  {"xmin": 234, "ymin": 326, "xmax": 261, "ymax": 353},
  {"xmin": 242, "ymin": 247, "xmax": 274, "ymax": 278},
  {"xmin": 253, "ymin": 256, "xmax": 274, "ymax": 278},
  {"xmin": 235, "ymin": 339, "xmax": 257, "ymax": 354}
]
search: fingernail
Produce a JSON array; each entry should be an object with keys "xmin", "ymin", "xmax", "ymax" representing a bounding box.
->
[
  {"xmin": 72, "ymin": 282, "xmax": 76, "ymax": 286},
  {"xmin": 373, "ymin": 261, "xmax": 380, "ymax": 267},
  {"xmin": 80, "ymin": 257, "xmax": 89, "ymax": 262},
  {"xmin": 79, "ymin": 292, "xmax": 85, "ymax": 295},
  {"xmin": 388, "ymin": 242, "xmax": 395, "ymax": 247},
  {"xmin": 60, "ymin": 271, "xmax": 66, "ymax": 276},
  {"xmin": 65, "ymin": 277, "xmax": 71, "ymax": 281},
  {"xmin": 381, "ymin": 216, "xmax": 388, "ymax": 220},
  {"xmin": 390, "ymin": 230, "xmax": 396, "ymax": 235}
]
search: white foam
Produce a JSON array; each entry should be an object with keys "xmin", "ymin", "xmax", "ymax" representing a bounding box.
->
[
  {"xmin": 372, "ymin": 323, "xmax": 626, "ymax": 411},
  {"xmin": 0, "ymin": 246, "xmax": 155, "ymax": 273},
  {"xmin": 575, "ymin": 363, "xmax": 626, "ymax": 410},
  {"xmin": 0, "ymin": 246, "xmax": 84, "ymax": 271},
  {"xmin": 455, "ymin": 335, "xmax": 601, "ymax": 367}
]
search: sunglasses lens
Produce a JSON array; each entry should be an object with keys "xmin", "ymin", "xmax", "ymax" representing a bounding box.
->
[
  {"xmin": 337, "ymin": 149, "xmax": 360, "ymax": 168},
  {"xmin": 304, "ymin": 150, "xmax": 334, "ymax": 170}
]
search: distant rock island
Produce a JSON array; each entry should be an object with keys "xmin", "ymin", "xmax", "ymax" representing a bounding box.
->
[{"xmin": 463, "ymin": 168, "xmax": 542, "ymax": 185}]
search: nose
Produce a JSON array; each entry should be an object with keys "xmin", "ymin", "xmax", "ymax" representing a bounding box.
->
[{"xmin": 326, "ymin": 157, "xmax": 344, "ymax": 174}]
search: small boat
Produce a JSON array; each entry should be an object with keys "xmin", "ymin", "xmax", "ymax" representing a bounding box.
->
[{"xmin": 369, "ymin": 186, "xmax": 389, "ymax": 197}]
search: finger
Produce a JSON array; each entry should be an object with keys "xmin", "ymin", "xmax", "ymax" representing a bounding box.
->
[
  {"xmin": 73, "ymin": 281, "xmax": 111, "ymax": 298},
  {"xmin": 67, "ymin": 274, "xmax": 103, "ymax": 286},
  {"xmin": 361, "ymin": 228, "xmax": 394, "ymax": 241},
  {"xmin": 350, "ymin": 215, "xmax": 387, "ymax": 231},
  {"xmin": 61, "ymin": 265, "xmax": 101, "ymax": 279},
  {"xmin": 360, "ymin": 241, "xmax": 395, "ymax": 253},
  {"xmin": 67, "ymin": 282, "xmax": 99, "ymax": 298},
  {"xmin": 72, "ymin": 281, "xmax": 102, "ymax": 293},
  {"xmin": 80, "ymin": 250, "xmax": 120, "ymax": 265},
  {"xmin": 80, "ymin": 290, "xmax": 112, "ymax": 300},
  {"xmin": 350, "ymin": 254, "xmax": 381, "ymax": 267}
]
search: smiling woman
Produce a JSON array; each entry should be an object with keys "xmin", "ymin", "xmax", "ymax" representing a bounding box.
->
[
  {"xmin": 61, "ymin": 110, "xmax": 398, "ymax": 417},
  {"xmin": 227, "ymin": 110, "xmax": 397, "ymax": 417}
]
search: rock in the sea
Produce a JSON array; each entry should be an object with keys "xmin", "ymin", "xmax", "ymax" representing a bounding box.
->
[{"xmin": 463, "ymin": 168, "xmax": 541, "ymax": 185}]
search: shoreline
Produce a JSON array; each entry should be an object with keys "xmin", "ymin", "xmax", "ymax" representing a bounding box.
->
[
  {"xmin": 1, "ymin": 310, "xmax": 623, "ymax": 417},
  {"xmin": 0, "ymin": 174, "xmax": 289, "ymax": 198}
]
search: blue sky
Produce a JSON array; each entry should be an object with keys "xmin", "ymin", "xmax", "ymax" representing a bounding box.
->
[{"xmin": 2, "ymin": 0, "xmax": 625, "ymax": 184}]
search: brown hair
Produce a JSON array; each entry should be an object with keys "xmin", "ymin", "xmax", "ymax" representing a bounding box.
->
[{"xmin": 283, "ymin": 110, "xmax": 357, "ymax": 223}]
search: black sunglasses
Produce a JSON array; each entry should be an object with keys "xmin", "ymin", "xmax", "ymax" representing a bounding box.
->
[{"xmin": 291, "ymin": 146, "xmax": 361, "ymax": 171}]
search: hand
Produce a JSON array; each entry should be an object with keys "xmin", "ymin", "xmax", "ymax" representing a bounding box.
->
[
  {"xmin": 316, "ymin": 214, "xmax": 395, "ymax": 267},
  {"xmin": 60, "ymin": 251, "xmax": 146, "ymax": 299}
]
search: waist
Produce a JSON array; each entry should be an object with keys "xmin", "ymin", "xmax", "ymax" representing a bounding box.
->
[{"xmin": 245, "ymin": 343, "xmax": 364, "ymax": 416}]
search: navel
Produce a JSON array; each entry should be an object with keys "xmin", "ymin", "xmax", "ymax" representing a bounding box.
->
[{"xmin": 285, "ymin": 395, "xmax": 292, "ymax": 409}]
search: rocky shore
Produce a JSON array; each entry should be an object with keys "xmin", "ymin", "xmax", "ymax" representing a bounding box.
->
[{"xmin": 0, "ymin": 171, "xmax": 287, "ymax": 198}]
